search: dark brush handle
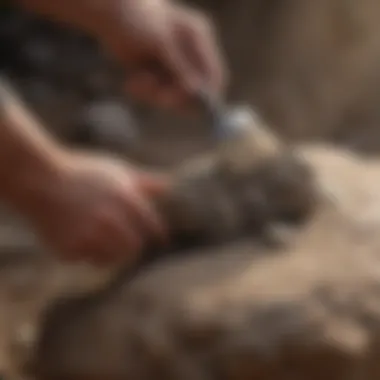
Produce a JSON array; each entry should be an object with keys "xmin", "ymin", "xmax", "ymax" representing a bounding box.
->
[
  {"xmin": 126, "ymin": 59, "xmax": 234, "ymax": 139},
  {"xmin": 194, "ymin": 87, "xmax": 232, "ymax": 140}
]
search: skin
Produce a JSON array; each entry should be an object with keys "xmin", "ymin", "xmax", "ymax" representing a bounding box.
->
[{"xmin": 0, "ymin": 0, "xmax": 227, "ymax": 266}]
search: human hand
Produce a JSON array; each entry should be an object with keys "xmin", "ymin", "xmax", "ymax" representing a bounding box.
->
[
  {"xmin": 21, "ymin": 152, "xmax": 169, "ymax": 266},
  {"xmin": 98, "ymin": 0, "xmax": 227, "ymax": 110}
]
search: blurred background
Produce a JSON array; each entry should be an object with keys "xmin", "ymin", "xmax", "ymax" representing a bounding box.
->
[{"xmin": 4, "ymin": 0, "xmax": 380, "ymax": 168}]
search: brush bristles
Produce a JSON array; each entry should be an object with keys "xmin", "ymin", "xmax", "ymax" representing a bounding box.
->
[{"xmin": 216, "ymin": 107, "xmax": 283, "ymax": 173}]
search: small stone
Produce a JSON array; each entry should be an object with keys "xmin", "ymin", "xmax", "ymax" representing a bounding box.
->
[{"xmin": 81, "ymin": 100, "xmax": 138, "ymax": 149}]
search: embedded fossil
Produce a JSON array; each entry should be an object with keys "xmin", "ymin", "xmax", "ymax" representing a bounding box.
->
[{"xmin": 158, "ymin": 108, "xmax": 317, "ymax": 247}]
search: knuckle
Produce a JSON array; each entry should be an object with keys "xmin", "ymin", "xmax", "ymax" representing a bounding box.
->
[{"xmin": 192, "ymin": 11, "xmax": 214, "ymax": 35}]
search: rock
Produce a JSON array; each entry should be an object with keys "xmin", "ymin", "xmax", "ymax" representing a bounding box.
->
[
  {"xmin": 78, "ymin": 100, "xmax": 138, "ymax": 151},
  {"xmin": 158, "ymin": 109, "xmax": 316, "ymax": 245},
  {"xmin": 0, "ymin": 113, "xmax": 367, "ymax": 380},
  {"xmin": 0, "ymin": 94, "xmax": 378, "ymax": 380},
  {"xmin": 29, "ymin": 142, "xmax": 380, "ymax": 380}
]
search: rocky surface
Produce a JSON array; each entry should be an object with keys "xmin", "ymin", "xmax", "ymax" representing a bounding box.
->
[
  {"xmin": 32, "ymin": 145, "xmax": 380, "ymax": 380},
  {"xmin": 0, "ymin": 125, "xmax": 379, "ymax": 380}
]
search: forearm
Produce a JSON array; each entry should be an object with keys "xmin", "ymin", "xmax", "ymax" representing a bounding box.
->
[{"xmin": 0, "ymin": 79, "xmax": 65, "ymax": 212}]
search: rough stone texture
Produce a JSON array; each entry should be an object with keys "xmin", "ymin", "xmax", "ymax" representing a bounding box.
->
[
  {"xmin": 157, "ymin": 109, "xmax": 317, "ymax": 246},
  {"xmin": 0, "ymin": 129, "xmax": 379, "ymax": 380}
]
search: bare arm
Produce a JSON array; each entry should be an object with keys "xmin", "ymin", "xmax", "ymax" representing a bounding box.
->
[
  {"xmin": 0, "ymin": 79, "xmax": 65, "ymax": 214},
  {"xmin": 0, "ymin": 78, "xmax": 166, "ymax": 264},
  {"xmin": 1, "ymin": 0, "xmax": 225, "ymax": 263}
]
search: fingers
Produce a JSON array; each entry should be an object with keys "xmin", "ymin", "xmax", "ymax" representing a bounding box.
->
[
  {"xmin": 81, "ymin": 213, "xmax": 143, "ymax": 266},
  {"xmin": 152, "ymin": 6, "xmax": 227, "ymax": 98},
  {"xmin": 49, "ymin": 184, "xmax": 168, "ymax": 267},
  {"xmin": 124, "ymin": 6, "xmax": 227, "ymax": 111},
  {"xmin": 126, "ymin": 70, "xmax": 187, "ymax": 109},
  {"xmin": 121, "ymin": 184, "xmax": 168, "ymax": 243},
  {"xmin": 50, "ymin": 210, "xmax": 141, "ymax": 266},
  {"xmin": 174, "ymin": 7, "xmax": 227, "ymax": 97},
  {"xmin": 156, "ymin": 29, "xmax": 200, "ymax": 94},
  {"xmin": 83, "ymin": 182, "xmax": 168, "ymax": 265},
  {"xmin": 55, "ymin": 201, "xmax": 164, "ymax": 267}
]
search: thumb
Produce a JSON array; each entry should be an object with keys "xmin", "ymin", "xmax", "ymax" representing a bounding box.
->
[{"xmin": 158, "ymin": 32, "xmax": 200, "ymax": 93}]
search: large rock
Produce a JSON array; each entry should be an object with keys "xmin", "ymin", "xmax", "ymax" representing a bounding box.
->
[{"xmin": 1, "ymin": 118, "xmax": 380, "ymax": 380}]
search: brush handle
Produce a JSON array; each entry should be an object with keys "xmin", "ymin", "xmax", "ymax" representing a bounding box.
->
[
  {"xmin": 125, "ymin": 58, "xmax": 237, "ymax": 140},
  {"xmin": 195, "ymin": 88, "xmax": 236, "ymax": 140}
]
